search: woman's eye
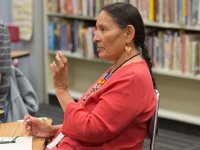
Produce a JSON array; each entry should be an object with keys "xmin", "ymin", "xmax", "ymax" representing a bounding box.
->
[{"xmin": 100, "ymin": 27, "xmax": 105, "ymax": 32}]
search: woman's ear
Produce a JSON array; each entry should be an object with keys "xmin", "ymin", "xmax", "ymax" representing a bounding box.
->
[{"xmin": 124, "ymin": 25, "xmax": 135, "ymax": 43}]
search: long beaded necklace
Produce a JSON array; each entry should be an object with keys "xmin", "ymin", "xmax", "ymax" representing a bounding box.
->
[{"xmin": 80, "ymin": 53, "xmax": 140, "ymax": 106}]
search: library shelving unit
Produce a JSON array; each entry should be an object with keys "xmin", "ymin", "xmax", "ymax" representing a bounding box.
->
[{"xmin": 43, "ymin": 0, "xmax": 200, "ymax": 126}]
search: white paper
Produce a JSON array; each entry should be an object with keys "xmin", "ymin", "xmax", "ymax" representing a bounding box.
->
[
  {"xmin": 0, "ymin": 136, "xmax": 32, "ymax": 150},
  {"xmin": 46, "ymin": 132, "xmax": 64, "ymax": 150}
]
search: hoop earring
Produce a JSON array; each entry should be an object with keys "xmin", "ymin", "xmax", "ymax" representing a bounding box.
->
[{"xmin": 125, "ymin": 46, "xmax": 131, "ymax": 53}]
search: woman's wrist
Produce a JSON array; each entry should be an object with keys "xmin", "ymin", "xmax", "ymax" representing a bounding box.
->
[
  {"xmin": 48, "ymin": 125, "xmax": 62, "ymax": 137},
  {"xmin": 55, "ymin": 88, "xmax": 68, "ymax": 95},
  {"xmin": 55, "ymin": 90, "xmax": 74, "ymax": 110}
]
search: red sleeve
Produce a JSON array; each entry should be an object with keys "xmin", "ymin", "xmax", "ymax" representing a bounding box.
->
[{"xmin": 61, "ymin": 69, "xmax": 149, "ymax": 143}]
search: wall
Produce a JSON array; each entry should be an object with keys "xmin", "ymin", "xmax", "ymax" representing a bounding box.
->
[{"xmin": 0, "ymin": 0, "xmax": 45, "ymax": 103}]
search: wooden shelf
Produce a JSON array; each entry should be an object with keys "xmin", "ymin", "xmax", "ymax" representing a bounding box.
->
[
  {"xmin": 47, "ymin": 13, "xmax": 96, "ymax": 21},
  {"xmin": 144, "ymin": 21, "xmax": 200, "ymax": 31},
  {"xmin": 11, "ymin": 50, "xmax": 30, "ymax": 58},
  {"xmin": 48, "ymin": 51, "xmax": 112, "ymax": 64},
  {"xmin": 153, "ymin": 68, "xmax": 200, "ymax": 81},
  {"xmin": 159, "ymin": 109, "xmax": 200, "ymax": 125}
]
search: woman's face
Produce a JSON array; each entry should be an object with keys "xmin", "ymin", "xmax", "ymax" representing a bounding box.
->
[{"xmin": 93, "ymin": 11, "xmax": 126, "ymax": 61}]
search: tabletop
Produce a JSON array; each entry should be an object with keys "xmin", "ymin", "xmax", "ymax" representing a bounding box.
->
[{"xmin": 0, "ymin": 119, "xmax": 52, "ymax": 150}]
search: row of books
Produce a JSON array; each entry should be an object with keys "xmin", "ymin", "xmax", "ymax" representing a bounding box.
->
[
  {"xmin": 48, "ymin": 20, "xmax": 72, "ymax": 51},
  {"xmin": 48, "ymin": 19, "xmax": 98, "ymax": 58},
  {"xmin": 48, "ymin": 0, "xmax": 200, "ymax": 26},
  {"xmin": 47, "ymin": 0, "xmax": 128, "ymax": 17},
  {"xmin": 130, "ymin": 0, "xmax": 200, "ymax": 26},
  {"xmin": 146, "ymin": 31, "xmax": 200, "ymax": 75}
]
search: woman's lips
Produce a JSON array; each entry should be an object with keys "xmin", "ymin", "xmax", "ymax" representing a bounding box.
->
[{"xmin": 97, "ymin": 47, "xmax": 104, "ymax": 51}]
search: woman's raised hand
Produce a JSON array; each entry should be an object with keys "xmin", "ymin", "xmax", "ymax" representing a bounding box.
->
[{"xmin": 50, "ymin": 51, "xmax": 68, "ymax": 94}]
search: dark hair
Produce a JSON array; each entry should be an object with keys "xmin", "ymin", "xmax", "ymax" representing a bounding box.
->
[{"xmin": 101, "ymin": 2, "xmax": 157, "ymax": 89}]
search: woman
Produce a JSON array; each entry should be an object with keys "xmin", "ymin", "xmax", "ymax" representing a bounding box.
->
[{"xmin": 24, "ymin": 2, "xmax": 157, "ymax": 150}]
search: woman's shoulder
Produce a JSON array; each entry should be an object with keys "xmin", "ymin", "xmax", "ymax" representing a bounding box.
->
[{"xmin": 108, "ymin": 60, "xmax": 151, "ymax": 87}]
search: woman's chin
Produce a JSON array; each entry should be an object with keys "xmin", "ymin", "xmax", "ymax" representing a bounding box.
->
[
  {"xmin": 98, "ymin": 52, "xmax": 113, "ymax": 62},
  {"xmin": 98, "ymin": 56, "xmax": 111, "ymax": 62},
  {"xmin": 98, "ymin": 54, "xmax": 106, "ymax": 60},
  {"xmin": 98, "ymin": 53, "xmax": 103, "ymax": 59}
]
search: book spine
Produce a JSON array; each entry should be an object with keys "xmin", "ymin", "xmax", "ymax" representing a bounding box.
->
[{"xmin": 149, "ymin": 0, "xmax": 155, "ymax": 21}]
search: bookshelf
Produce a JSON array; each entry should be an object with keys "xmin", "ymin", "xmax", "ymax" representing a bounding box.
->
[
  {"xmin": 43, "ymin": 0, "xmax": 200, "ymax": 125},
  {"xmin": 145, "ymin": 21, "xmax": 200, "ymax": 31},
  {"xmin": 11, "ymin": 50, "xmax": 30, "ymax": 58}
]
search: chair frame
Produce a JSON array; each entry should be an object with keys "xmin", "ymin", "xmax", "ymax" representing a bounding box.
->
[{"xmin": 149, "ymin": 89, "xmax": 160, "ymax": 150}]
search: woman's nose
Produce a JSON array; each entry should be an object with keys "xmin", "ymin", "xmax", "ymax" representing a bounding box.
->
[{"xmin": 93, "ymin": 31, "xmax": 100, "ymax": 43}]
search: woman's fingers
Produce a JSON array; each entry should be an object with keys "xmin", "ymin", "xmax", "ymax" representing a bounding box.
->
[
  {"xmin": 24, "ymin": 115, "xmax": 31, "ymax": 121},
  {"xmin": 55, "ymin": 51, "xmax": 67, "ymax": 68},
  {"xmin": 24, "ymin": 115, "xmax": 31, "ymax": 127},
  {"xmin": 26, "ymin": 125, "xmax": 31, "ymax": 131},
  {"xmin": 55, "ymin": 51, "xmax": 66, "ymax": 68},
  {"xmin": 50, "ymin": 61, "xmax": 57, "ymax": 75},
  {"xmin": 58, "ymin": 51, "xmax": 67, "ymax": 65},
  {"xmin": 50, "ymin": 51, "xmax": 67, "ymax": 76},
  {"xmin": 23, "ymin": 115, "xmax": 33, "ymax": 135},
  {"xmin": 56, "ymin": 53, "xmax": 64, "ymax": 67},
  {"xmin": 27, "ymin": 131, "xmax": 32, "ymax": 136},
  {"xmin": 50, "ymin": 51, "xmax": 64, "ymax": 69}
]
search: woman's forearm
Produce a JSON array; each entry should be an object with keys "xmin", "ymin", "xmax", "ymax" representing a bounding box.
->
[{"xmin": 56, "ymin": 90, "xmax": 74, "ymax": 111}]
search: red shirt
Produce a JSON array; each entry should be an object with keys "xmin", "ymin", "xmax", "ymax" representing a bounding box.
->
[{"xmin": 50, "ymin": 60, "xmax": 156, "ymax": 150}]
